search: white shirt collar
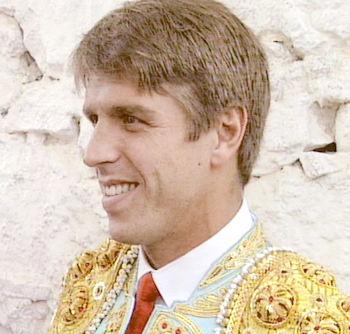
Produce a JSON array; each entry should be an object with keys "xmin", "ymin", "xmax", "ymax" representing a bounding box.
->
[{"xmin": 137, "ymin": 199, "xmax": 254, "ymax": 307}]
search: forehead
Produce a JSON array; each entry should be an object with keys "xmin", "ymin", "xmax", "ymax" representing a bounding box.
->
[
  {"xmin": 83, "ymin": 75, "xmax": 188, "ymax": 121},
  {"xmin": 84, "ymin": 75, "xmax": 140, "ymax": 103}
]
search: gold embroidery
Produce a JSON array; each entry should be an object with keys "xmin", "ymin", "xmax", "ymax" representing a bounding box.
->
[
  {"xmin": 149, "ymin": 312, "xmax": 203, "ymax": 334},
  {"xmin": 49, "ymin": 232, "xmax": 350, "ymax": 334},
  {"xmin": 173, "ymin": 313, "xmax": 203, "ymax": 334},
  {"xmin": 150, "ymin": 314, "xmax": 188, "ymax": 334},
  {"xmin": 48, "ymin": 240, "xmax": 131, "ymax": 334},
  {"xmin": 241, "ymin": 329, "xmax": 254, "ymax": 334},
  {"xmin": 96, "ymin": 240, "xmax": 123, "ymax": 270},
  {"xmin": 200, "ymin": 223, "xmax": 266, "ymax": 288},
  {"xmin": 251, "ymin": 283, "xmax": 296, "ymax": 328},
  {"xmin": 175, "ymin": 288, "xmax": 227, "ymax": 317},
  {"xmin": 310, "ymin": 294, "xmax": 328, "ymax": 309},
  {"xmin": 92, "ymin": 282, "xmax": 105, "ymax": 301},
  {"xmin": 123, "ymin": 264, "xmax": 137, "ymax": 296},
  {"xmin": 203, "ymin": 266, "xmax": 225, "ymax": 286},
  {"xmin": 338, "ymin": 296, "xmax": 350, "ymax": 319},
  {"xmin": 225, "ymin": 251, "xmax": 349, "ymax": 334},
  {"xmin": 105, "ymin": 303, "xmax": 128, "ymax": 333},
  {"xmin": 65, "ymin": 251, "xmax": 96, "ymax": 283},
  {"xmin": 60, "ymin": 284, "xmax": 90, "ymax": 325},
  {"xmin": 301, "ymin": 263, "xmax": 336, "ymax": 288},
  {"xmin": 297, "ymin": 311, "xmax": 341, "ymax": 334}
]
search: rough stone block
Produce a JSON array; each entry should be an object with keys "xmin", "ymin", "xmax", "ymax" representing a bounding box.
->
[
  {"xmin": 253, "ymin": 63, "xmax": 309, "ymax": 176},
  {"xmin": 310, "ymin": 3, "xmax": 350, "ymax": 41},
  {"xmin": 299, "ymin": 152, "xmax": 348, "ymax": 179},
  {"xmin": 0, "ymin": 13, "xmax": 25, "ymax": 58},
  {"xmin": 304, "ymin": 44, "xmax": 350, "ymax": 106},
  {"xmin": 305, "ymin": 102, "xmax": 336, "ymax": 151},
  {"xmin": 4, "ymin": 79, "xmax": 82, "ymax": 141},
  {"xmin": 335, "ymin": 103, "xmax": 350, "ymax": 152},
  {"xmin": 15, "ymin": 0, "xmax": 126, "ymax": 78},
  {"xmin": 0, "ymin": 297, "xmax": 49, "ymax": 334},
  {"xmin": 0, "ymin": 12, "xmax": 43, "ymax": 114}
]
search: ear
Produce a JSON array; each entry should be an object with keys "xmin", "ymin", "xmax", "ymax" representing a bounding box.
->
[{"xmin": 211, "ymin": 107, "xmax": 248, "ymax": 167}]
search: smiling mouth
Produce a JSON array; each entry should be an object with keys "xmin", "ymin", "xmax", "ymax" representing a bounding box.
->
[{"xmin": 102, "ymin": 183, "xmax": 139, "ymax": 196}]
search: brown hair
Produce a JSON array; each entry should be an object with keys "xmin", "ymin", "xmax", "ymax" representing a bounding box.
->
[{"xmin": 73, "ymin": 0, "xmax": 270, "ymax": 185}]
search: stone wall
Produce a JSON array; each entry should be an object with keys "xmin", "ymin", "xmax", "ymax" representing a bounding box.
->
[{"xmin": 0, "ymin": 0, "xmax": 349, "ymax": 333}]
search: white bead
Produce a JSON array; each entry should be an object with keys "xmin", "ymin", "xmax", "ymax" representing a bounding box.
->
[
  {"xmin": 84, "ymin": 247, "xmax": 139, "ymax": 333},
  {"xmin": 232, "ymin": 277, "xmax": 240, "ymax": 284},
  {"xmin": 256, "ymin": 253, "xmax": 264, "ymax": 259},
  {"xmin": 242, "ymin": 267, "xmax": 250, "ymax": 274}
]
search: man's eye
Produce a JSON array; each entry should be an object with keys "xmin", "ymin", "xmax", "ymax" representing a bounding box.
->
[
  {"xmin": 123, "ymin": 116, "xmax": 139, "ymax": 125},
  {"xmin": 89, "ymin": 114, "xmax": 98, "ymax": 125}
]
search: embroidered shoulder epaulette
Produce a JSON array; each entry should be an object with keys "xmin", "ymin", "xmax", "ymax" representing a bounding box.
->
[
  {"xmin": 48, "ymin": 239, "xmax": 137, "ymax": 334},
  {"xmin": 219, "ymin": 249, "xmax": 350, "ymax": 334},
  {"xmin": 48, "ymin": 239, "xmax": 350, "ymax": 334}
]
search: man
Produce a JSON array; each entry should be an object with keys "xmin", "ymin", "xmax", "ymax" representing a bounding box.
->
[{"xmin": 48, "ymin": 0, "xmax": 350, "ymax": 333}]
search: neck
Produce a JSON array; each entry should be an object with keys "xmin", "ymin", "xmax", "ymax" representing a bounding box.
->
[{"xmin": 143, "ymin": 189, "xmax": 243, "ymax": 269}]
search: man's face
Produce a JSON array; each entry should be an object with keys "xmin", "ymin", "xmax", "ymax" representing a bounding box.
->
[{"xmin": 83, "ymin": 76, "xmax": 218, "ymax": 252}]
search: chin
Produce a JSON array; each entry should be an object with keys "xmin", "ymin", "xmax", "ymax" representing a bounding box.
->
[{"xmin": 108, "ymin": 223, "xmax": 139, "ymax": 246}]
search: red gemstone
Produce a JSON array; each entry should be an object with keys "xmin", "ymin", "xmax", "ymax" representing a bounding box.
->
[
  {"xmin": 176, "ymin": 329, "xmax": 182, "ymax": 334},
  {"xmin": 162, "ymin": 323, "xmax": 168, "ymax": 329},
  {"xmin": 319, "ymin": 279, "xmax": 326, "ymax": 285},
  {"xmin": 269, "ymin": 296, "xmax": 274, "ymax": 303},
  {"xmin": 314, "ymin": 326, "xmax": 321, "ymax": 331}
]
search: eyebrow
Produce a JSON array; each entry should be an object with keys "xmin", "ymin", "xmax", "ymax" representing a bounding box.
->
[
  {"xmin": 110, "ymin": 105, "xmax": 156, "ymax": 117},
  {"xmin": 83, "ymin": 104, "xmax": 157, "ymax": 118}
]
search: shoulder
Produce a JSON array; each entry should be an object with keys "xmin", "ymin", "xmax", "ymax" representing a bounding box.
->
[
  {"xmin": 48, "ymin": 239, "xmax": 136, "ymax": 334},
  {"xmin": 223, "ymin": 248, "xmax": 350, "ymax": 334},
  {"xmin": 63, "ymin": 239, "xmax": 128, "ymax": 286}
]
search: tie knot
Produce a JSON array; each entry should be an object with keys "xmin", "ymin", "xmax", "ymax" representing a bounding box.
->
[{"xmin": 137, "ymin": 272, "xmax": 160, "ymax": 303}]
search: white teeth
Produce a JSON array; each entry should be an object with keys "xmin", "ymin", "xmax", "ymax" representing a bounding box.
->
[
  {"xmin": 116, "ymin": 184, "xmax": 122, "ymax": 195},
  {"xmin": 104, "ymin": 183, "xmax": 137, "ymax": 196},
  {"xmin": 107, "ymin": 185, "xmax": 115, "ymax": 196},
  {"xmin": 122, "ymin": 184, "xmax": 129, "ymax": 193}
]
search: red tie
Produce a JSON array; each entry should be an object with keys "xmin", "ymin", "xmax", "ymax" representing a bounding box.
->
[{"xmin": 125, "ymin": 272, "xmax": 160, "ymax": 334}]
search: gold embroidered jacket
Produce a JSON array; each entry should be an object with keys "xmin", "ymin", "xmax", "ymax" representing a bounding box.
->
[{"xmin": 48, "ymin": 225, "xmax": 350, "ymax": 334}]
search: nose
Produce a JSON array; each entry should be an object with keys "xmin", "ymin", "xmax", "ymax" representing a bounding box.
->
[{"xmin": 83, "ymin": 122, "xmax": 121, "ymax": 167}]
